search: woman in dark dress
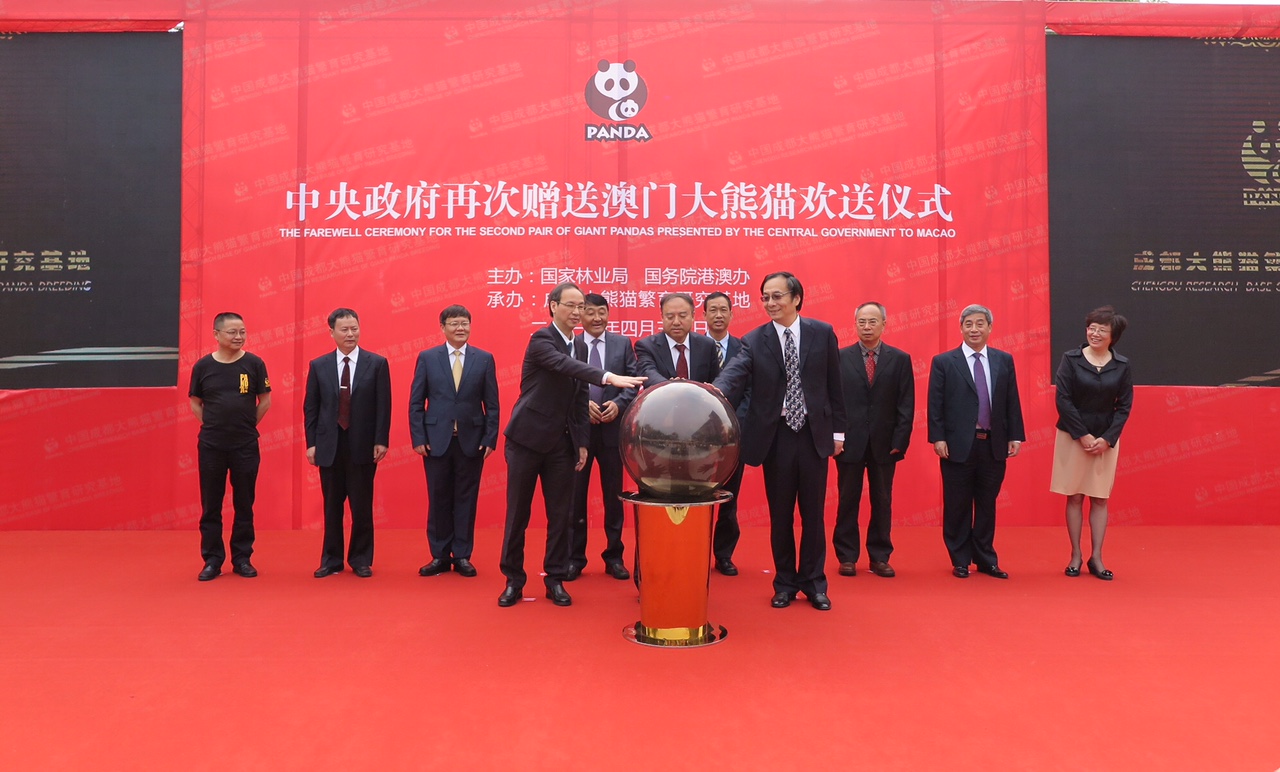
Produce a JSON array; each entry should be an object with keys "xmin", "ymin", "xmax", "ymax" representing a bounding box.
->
[{"xmin": 1049, "ymin": 306, "xmax": 1133, "ymax": 580}]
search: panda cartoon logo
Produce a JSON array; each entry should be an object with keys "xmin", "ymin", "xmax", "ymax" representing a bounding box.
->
[{"xmin": 585, "ymin": 59, "xmax": 648, "ymax": 122}]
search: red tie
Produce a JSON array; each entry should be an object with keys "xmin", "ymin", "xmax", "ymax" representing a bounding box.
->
[
  {"xmin": 675, "ymin": 343, "xmax": 689, "ymax": 379},
  {"xmin": 865, "ymin": 350, "xmax": 876, "ymax": 384},
  {"xmin": 338, "ymin": 356, "xmax": 351, "ymax": 430}
]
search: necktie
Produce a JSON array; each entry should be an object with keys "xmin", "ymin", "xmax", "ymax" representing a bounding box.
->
[
  {"xmin": 783, "ymin": 329, "xmax": 806, "ymax": 431},
  {"xmin": 338, "ymin": 356, "xmax": 351, "ymax": 430},
  {"xmin": 588, "ymin": 338, "xmax": 604, "ymax": 403},
  {"xmin": 452, "ymin": 349, "xmax": 463, "ymax": 390},
  {"xmin": 865, "ymin": 350, "xmax": 876, "ymax": 384},
  {"xmin": 675, "ymin": 343, "xmax": 689, "ymax": 379},
  {"xmin": 973, "ymin": 352, "xmax": 992, "ymax": 429},
  {"xmin": 716, "ymin": 340, "xmax": 726, "ymax": 368}
]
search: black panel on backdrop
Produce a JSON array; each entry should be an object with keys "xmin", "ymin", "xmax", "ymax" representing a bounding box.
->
[
  {"xmin": 0, "ymin": 32, "xmax": 181, "ymax": 388},
  {"xmin": 1048, "ymin": 37, "xmax": 1280, "ymax": 386}
]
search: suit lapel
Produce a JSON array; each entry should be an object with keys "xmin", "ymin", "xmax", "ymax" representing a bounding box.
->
[
  {"xmin": 761, "ymin": 323, "xmax": 784, "ymax": 370},
  {"xmin": 797, "ymin": 318, "xmax": 814, "ymax": 369},
  {"xmin": 956, "ymin": 347, "xmax": 977, "ymax": 394}
]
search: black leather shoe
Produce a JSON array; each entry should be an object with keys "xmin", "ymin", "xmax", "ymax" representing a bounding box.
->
[
  {"xmin": 497, "ymin": 585, "xmax": 523, "ymax": 607},
  {"xmin": 545, "ymin": 582, "xmax": 572, "ymax": 606},
  {"xmin": 353, "ymin": 565, "xmax": 373, "ymax": 578},
  {"xmin": 314, "ymin": 565, "xmax": 343, "ymax": 578},
  {"xmin": 232, "ymin": 561, "xmax": 257, "ymax": 578},
  {"xmin": 1087, "ymin": 558, "xmax": 1114, "ymax": 581},
  {"xmin": 604, "ymin": 561, "xmax": 630, "ymax": 580},
  {"xmin": 198, "ymin": 563, "xmax": 221, "ymax": 582},
  {"xmin": 715, "ymin": 558, "xmax": 739, "ymax": 576},
  {"xmin": 807, "ymin": 592, "xmax": 831, "ymax": 611},
  {"xmin": 977, "ymin": 565, "xmax": 1009, "ymax": 579},
  {"xmin": 838, "ymin": 562, "xmax": 857, "ymax": 577},
  {"xmin": 565, "ymin": 564, "xmax": 583, "ymax": 582},
  {"xmin": 418, "ymin": 559, "xmax": 451, "ymax": 577},
  {"xmin": 952, "ymin": 565, "xmax": 970, "ymax": 579},
  {"xmin": 770, "ymin": 591, "xmax": 796, "ymax": 608},
  {"xmin": 453, "ymin": 558, "xmax": 477, "ymax": 577}
]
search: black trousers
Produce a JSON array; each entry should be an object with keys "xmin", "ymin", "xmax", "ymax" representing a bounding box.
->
[
  {"xmin": 762, "ymin": 420, "xmax": 828, "ymax": 596},
  {"xmin": 424, "ymin": 438, "xmax": 485, "ymax": 561},
  {"xmin": 570, "ymin": 425, "xmax": 625, "ymax": 570},
  {"xmin": 197, "ymin": 441, "xmax": 259, "ymax": 567},
  {"xmin": 940, "ymin": 438, "xmax": 1007, "ymax": 568},
  {"xmin": 499, "ymin": 435, "xmax": 575, "ymax": 589},
  {"xmin": 713, "ymin": 461, "xmax": 744, "ymax": 561},
  {"xmin": 833, "ymin": 448, "xmax": 897, "ymax": 564},
  {"xmin": 318, "ymin": 429, "xmax": 377, "ymax": 570}
]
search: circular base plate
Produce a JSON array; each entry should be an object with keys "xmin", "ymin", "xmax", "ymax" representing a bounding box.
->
[{"xmin": 622, "ymin": 622, "xmax": 728, "ymax": 648}]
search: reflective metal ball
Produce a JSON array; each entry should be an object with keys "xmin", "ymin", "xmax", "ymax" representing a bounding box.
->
[{"xmin": 617, "ymin": 379, "xmax": 741, "ymax": 500}]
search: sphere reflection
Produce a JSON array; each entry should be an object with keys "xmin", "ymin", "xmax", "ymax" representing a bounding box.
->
[{"xmin": 618, "ymin": 379, "xmax": 740, "ymax": 500}]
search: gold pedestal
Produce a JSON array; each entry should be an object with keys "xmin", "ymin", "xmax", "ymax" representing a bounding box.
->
[{"xmin": 620, "ymin": 491, "xmax": 732, "ymax": 648}]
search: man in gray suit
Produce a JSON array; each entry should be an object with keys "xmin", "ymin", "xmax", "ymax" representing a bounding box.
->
[{"xmin": 409, "ymin": 305, "xmax": 500, "ymax": 579}]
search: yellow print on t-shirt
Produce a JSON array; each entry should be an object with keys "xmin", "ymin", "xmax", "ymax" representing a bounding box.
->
[{"xmin": 239, "ymin": 373, "xmax": 249, "ymax": 394}]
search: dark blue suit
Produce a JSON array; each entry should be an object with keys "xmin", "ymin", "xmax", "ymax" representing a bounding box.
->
[
  {"xmin": 634, "ymin": 331, "xmax": 722, "ymax": 385},
  {"xmin": 570, "ymin": 331, "xmax": 638, "ymax": 571},
  {"xmin": 408, "ymin": 344, "xmax": 500, "ymax": 562},
  {"xmin": 927, "ymin": 345, "xmax": 1025, "ymax": 568},
  {"xmin": 714, "ymin": 317, "xmax": 847, "ymax": 596},
  {"xmin": 303, "ymin": 348, "xmax": 392, "ymax": 571}
]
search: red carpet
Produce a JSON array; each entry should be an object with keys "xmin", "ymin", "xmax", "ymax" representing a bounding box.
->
[{"xmin": 2, "ymin": 526, "xmax": 1278, "ymax": 771}]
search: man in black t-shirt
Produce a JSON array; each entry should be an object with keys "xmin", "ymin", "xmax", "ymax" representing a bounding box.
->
[{"xmin": 188, "ymin": 312, "xmax": 272, "ymax": 581}]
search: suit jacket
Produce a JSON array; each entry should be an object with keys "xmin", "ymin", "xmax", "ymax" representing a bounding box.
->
[
  {"xmin": 1054, "ymin": 348, "xmax": 1133, "ymax": 447},
  {"xmin": 716, "ymin": 334, "xmax": 750, "ymax": 421},
  {"xmin": 574, "ymin": 331, "xmax": 638, "ymax": 448},
  {"xmin": 926, "ymin": 345, "xmax": 1025, "ymax": 463},
  {"xmin": 303, "ymin": 349, "xmax": 392, "ymax": 467},
  {"xmin": 408, "ymin": 344, "xmax": 500, "ymax": 457},
  {"xmin": 838, "ymin": 342, "xmax": 914, "ymax": 464},
  {"xmin": 504, "ymin": 326, "xmax": 606, "ymax": 454},
  {"xmin": 634, "ymin": 332, "xmax": 721, "ymax": 385},
  {"xmin": 713, "ymin": 317, "xmax": 848, "ymax": 467}
]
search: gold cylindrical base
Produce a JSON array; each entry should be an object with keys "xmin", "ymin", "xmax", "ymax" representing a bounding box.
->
[
  {"xmin": 624, "ymin": 621, "xmax": 727, "ymax": 648},
  {"xmin": 621, "ymin": 491, "xmax": 733, "ymax": 649}
]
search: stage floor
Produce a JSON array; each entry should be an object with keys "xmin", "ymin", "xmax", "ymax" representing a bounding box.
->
[{"xmin": 2, "ymin": 526, "xmax": 1277, "ymax": 771}]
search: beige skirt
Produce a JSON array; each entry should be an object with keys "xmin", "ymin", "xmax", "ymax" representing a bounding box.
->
[{"xmin": 1049, "ymin": 429, "xmax": 1120, "ymax": 499}]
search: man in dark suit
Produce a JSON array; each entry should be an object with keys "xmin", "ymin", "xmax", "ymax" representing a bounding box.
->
[
  {"xmin": 927, "ymin": 303, "xmax": 1025, "ymax": 579},
  {"xmin": 703, "ymin": 291, "xmax": 746, "ymax": 576},
  {"xmin": 634, "ymin": 292, "xmax": 722, "ymax": 385},
  {"xmin": 409, "ymin": 304, "xmax": 500, "ymax": 579},
  {"xmin": 498, "ymin": 283, "xmax": 646, "ymax": 608},
  {"xmin": 834, "ymin": 302, "xmax": 914, "ymax": 579},
  {"xmin": 569, "ymin": 293, "xmax": 638, "ymax": 582},
  {"xmin": 714, "ymin": 273, "xmax": 847, "ymax": 611},
  {"xmin": 304, "ymin": 308, "xmax": 392, "ymax": 579}
]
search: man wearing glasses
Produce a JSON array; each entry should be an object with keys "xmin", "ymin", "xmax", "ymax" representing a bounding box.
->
[
  {"xmin": 188, "ymin": 312, "xmax": 272, "ymax": 581},
  {"xmin": 409, "ymin": 305, "xmax": 500, "ymax": 579},
  {"xmin": 497, "ymin": 283, "xmax": 646, "ymax": 608},
  {"xmin": 714, "ymin": 273, "xmax": 847, "ymax": 611}
]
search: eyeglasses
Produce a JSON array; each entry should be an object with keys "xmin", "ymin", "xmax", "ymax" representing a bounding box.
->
[
  {"xmin": 557, "ymin": 302, "xmax": 585, "ymax": 311},
  {"xmin": 217, "ymin": 329, "xmax": 247, "ymax": 338},
  {"xmin": 444, "ymin": 321, "xmax": 471, "ymax": 329},
  {"xmin": 760, "ymin": 291, "xmax": 792, "ymax": 304}
]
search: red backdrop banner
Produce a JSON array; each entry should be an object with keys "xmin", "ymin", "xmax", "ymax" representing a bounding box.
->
[{"xmin": 2, "ymin": 0, "xmax": 1277, "ymax": 531}]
